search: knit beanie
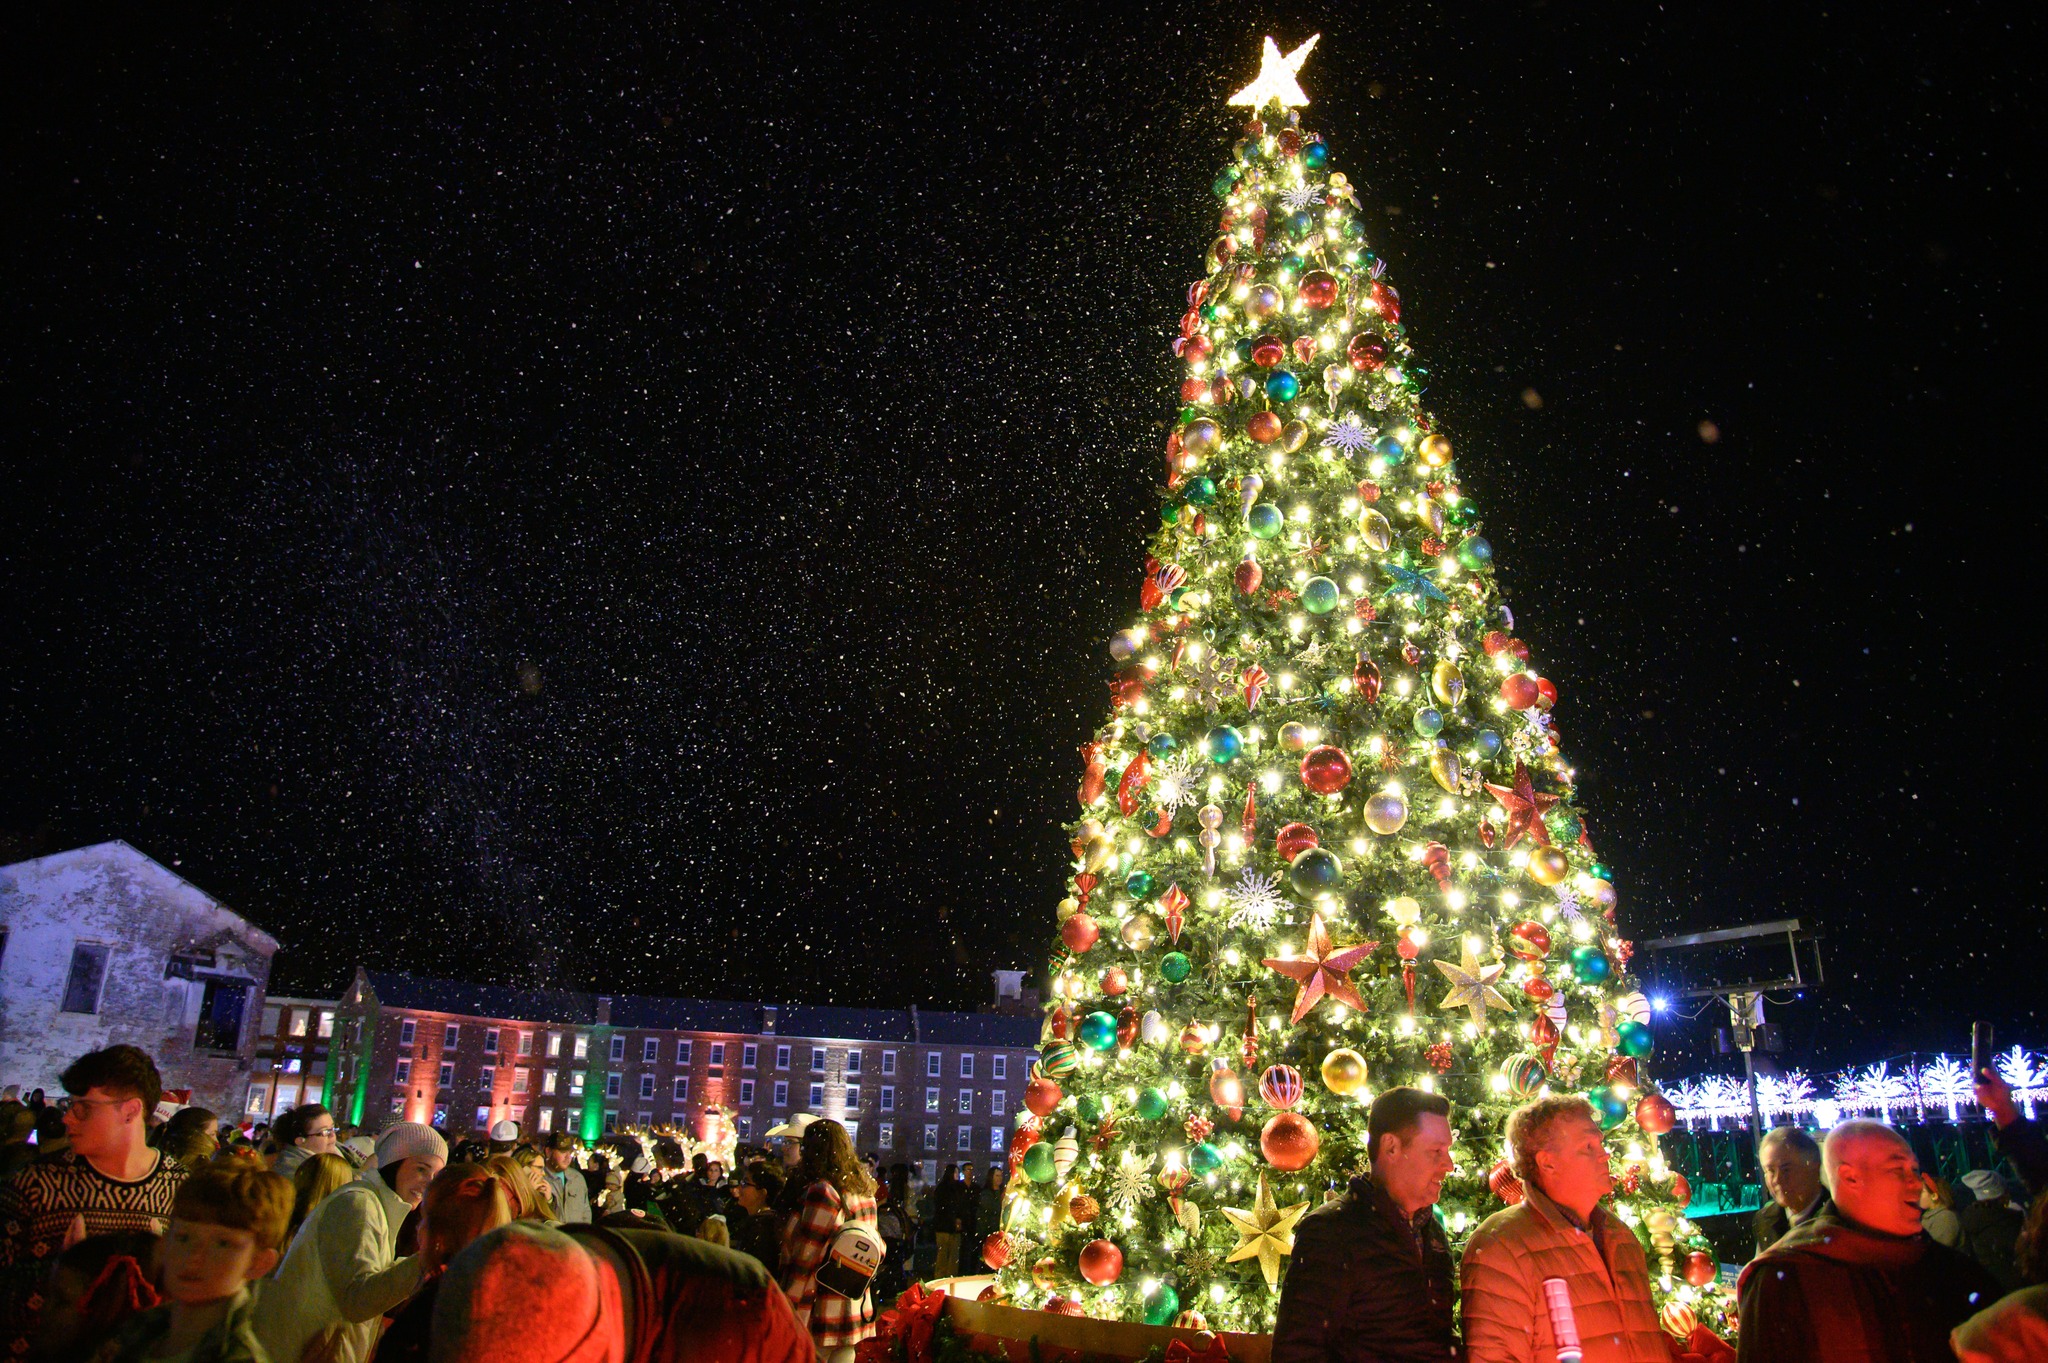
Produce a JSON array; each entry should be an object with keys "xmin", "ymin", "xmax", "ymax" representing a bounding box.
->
[
  {"xmin": 431, "ymin": 1221, "xmax": 624, "ymax": 1363},
  {"xmin": 375, "ymin": 1121, "xmax": 449, "ymax": 1169}
]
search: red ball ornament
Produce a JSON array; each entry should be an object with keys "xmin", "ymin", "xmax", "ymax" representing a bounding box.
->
[
  {"xmin": 1045, "ymin": 1295, "xmax": 1087, "ymax": 1317},
  {"xmin": 1251, "ymin": 335, "xmax": 1285, "ymax": 368},
  {"xmin": 1078, "ymin": 1238, "xmax": 1125, "ymax": 1286},
  {"xmin": 1299, "ymin": 745, "xmax": 1353, "ymax": 795},
  {"xmin": 1246, "ymin": 412, "xmax": 1283, "ymax": 444},
  {"xmin": 1635, "ymin": 1092, "xmax": 1677, "ymax": 1135},
  {"xmin": 1489, "ymin": 1159, "xmax": 1525, "ymax": 1206},
  {"xmin": 1276, "ymin": 128, "xmax": 1302, "ymax": 157},
  {"xmin": 1025, "ymin": 1076, "xmax": 1063, "ymax": 1117},
  {"xmin": 1353, "ymin": 658, "xmax": 1382, "ymax": 703},
  {"xmin": 1260, "ymin": 1111, "xmax": 1320, "ymax": 1171},
  {"xmin": 1209, "ymin": 1066, "xmax": 1246, "ymax": 1122},
  {"xmin": 1347, "ymin": 332, "xmax": 1388, "ymax": 372},
  {"xmin": 1100, "ymin": 967, "xmax": 1128, "ymax": 996},
  {"xmin": 1234, "ymin": 555, "xmax": 1265, "ymax": 596},
  {"xmin": 1482, "ymin": 631, "xmax": 1510, "ymax": 655},
  {"xmin": 1179, "ymin": 377, "xmax": 1208, "ymax": 403},
  {"xmin": 1534, "ymin": 677, "xmax": 1558, "ymax": 711},
  {"xmin": 1274, "ymin": 822, "xmax": 1320, "ymax": 862},
  {"xmin": 1499, "ymin": 673, "xmax": 1540, "ymax": 710},
  {"xmin": 1669, "ymin": 1172, "xmax": 1692, "ymax": 1206},
  {"xmin": 1369, "ymin": 280, "xmax": 1401, "ymax": 322},
  {"xmin": 1681, "ymin": 1250, "xmax": 1716, "ymax": 1287},
  {"xmin": 1182, "ymin": 333, "xmax": 1213, "ymax": 362},
  {"xmin": 1506, "ymin": 920, "xmax": 1552, "ymax": 960},
  {"xmin": 1522, "ymin": 976, "xmax": 1556, "ymax": 1003},
  {"xmin": 1060, "ymin": 914, "xmax": 1100, "ymax": 954},
  {"xmin": 1297, "ymin": 270, "xmax": 1338, "ymax": 309},
  {"xmin": 981, "ymin": 1232, "xmax": 1017, "ymax": 1270}
]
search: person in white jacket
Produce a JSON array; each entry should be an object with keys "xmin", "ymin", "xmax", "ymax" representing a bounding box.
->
[{"xmin": 254, "ymin": 1121, "xmax": 446, "ymax": 1363}]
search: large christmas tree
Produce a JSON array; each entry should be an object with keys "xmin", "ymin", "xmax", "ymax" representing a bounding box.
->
[{"xmin": 986, "ymin": 37, "xmax": 1730, "ymax": 1339}]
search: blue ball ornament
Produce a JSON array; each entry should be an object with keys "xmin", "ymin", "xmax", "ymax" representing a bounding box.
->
[
  {"xmin": 1588, "ymin": 1085, "xmax": 1631, "ymax": 1129},
  {"xmin": 1301, "ymin": 576, "xmax": 1340, "ymax": 615},
  {"xmin": 1302, "ymin": 142, "xmax": 1330, "ymax": 170},
  {"xmin": 1265, "ymin": 370, "xmax": 1301, "ymax": 402},
  {"xmin": 1570, "ymin": 944, "xmax": 1612, "ymax": 985},
  {"xmin": 1412, "ymin": 707, "xmax": 1444, "ymax": 738},
  {"xmin": 1078, "ymin": 1011, "xmax": 1119, "ymax": 1052},
  {"xmin": 1247, "ymin": 503, "xmax": 1285, "ymax": 539},
  {"xmin": 1475, "ymin": 730, "xmax": 1503, "ymax": 758},
  {"xmin": 1289, "ymin": 846, "xmax": 1344, "ymax": 894},
  {"xmin": 1374, "ymin": 434, "xmax": 1408, "ymax": 464},
  {"xmin": 1206, "ymin": 726, "xmax": 1244, "ymax": 764},
  {"xmin": 1617, "ymin": 1021, "xmax": 1655, "ymax": 1059},
  {"xmin": 1148, "ymin": 732, "xmax": 1180, "ymax": 759}
]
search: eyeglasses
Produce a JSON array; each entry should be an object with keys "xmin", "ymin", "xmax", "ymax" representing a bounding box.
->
[
  {"xmin": 56, "ymin": 1096, "xmax": 127, "ymax": 1115},
  {"xmin": 303, "ymin": 1126, "xmax": 337, "ymax": 1139}
]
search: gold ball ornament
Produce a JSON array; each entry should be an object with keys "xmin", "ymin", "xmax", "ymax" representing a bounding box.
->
[
  {"xmin": 1031, "ymin": 1256, "xmax": 1062, "ymax": 1290},
  {"xmin": 1120, "ymin": 914, "xmax": 1158, "ymax": 950},
  {"xmin": 1084, "ymin": 835, "xmax": 1116, "ymax": 873},
  {"xmin": 1281, "ymin": 420, "xmax": 1309, "ymax": 453},
  {"xmin": 1069, "ymin": 1193, "xmax": 1101, "ymax": 1224},
  {"xmin": 1416, "ymin": 497, "xmax": 1445, "ymax": 535},
  {"xmin": 1419, "ymin": 433, "xmax": 1453, "ymax": 468},
  {"xmin": 1659, "ymin": 1302, "xmax": 1697, "ymax": 1339},
  {"xmin": 1320, "ymin": 1047, "xmax": 1368, "ymax": 1095},
  {"xmin": 1527, "ymin": 847, "xmax": 1570, "ymax": 886},
  {"xmin": 1360, "ymin": 508, "xmax": 1393, "ymax": 553},
  {"xmin": 1384, "ymin": 896, "xmax": 1423, "ymax": 928},
  {"xmin": 1057, "ymin": 897, "xmax": 1079, "ymax": 923},
  {"xmin": 1363, "ymin": 789, "xmax": 1409, "ymax": 835},
  {"xmin": 1428, "ymin": 747, "xmax": 1462, "ymax": 794},
  {"xmin": 1431, "ymin": 660, "xmax": 1465, "ymax": 707},
  {"xmin": 1583, "ymin": 877, "xmax": 1618, "ymax": 911},
  {"xmin": 1180, "ymin": 1021, "xmax": 1213, "ymax": 1055},
  {"xmin": 1181, "ymin": 419, "xmax": 1223, "ymax": 460}
]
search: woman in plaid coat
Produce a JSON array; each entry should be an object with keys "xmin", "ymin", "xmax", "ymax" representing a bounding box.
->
[{"xmin": 779, "ymin": 1119, "xmax": 879, "ymax": 1361}]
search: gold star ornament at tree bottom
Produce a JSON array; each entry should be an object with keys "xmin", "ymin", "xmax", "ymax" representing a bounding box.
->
[
  {"xmin": 1221, "ymin": 1172, "xmax": 1311, "ymax": 1289},
  {"xmin": 1434, "ymin": 940, "xmax": 1515, "ymax": 1028}
]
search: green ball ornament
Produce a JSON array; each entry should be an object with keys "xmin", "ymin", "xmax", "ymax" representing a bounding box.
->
[
  {"xmin": 1206, "ymin": 726, "xmax": 1244, "ymax": 764},
  {"xmin": 1147, "ymin": 733, "xmax": 1180, "ymax": 759},
  {"xmin": 1503, "ymin": 1055, "xmax": 1548, "ymax": 1098},
  {"xmin": 1456, "ymin": 535, "xmax": 1494, "ymax": 570},
  {"xmin": 1445, "ymin": 500, "xmax": 1479, "ymax": 528},
  {"xmin": 1587, "ymin": 1085, "xmax": 1631, "ymax": 1129},
  {"xmin": 1078, "ymin": 1011, "xmax": 1119, "ymax": 1052},
  {"xmin": 1022, "ymin": 1141, "xmax": 1057, "ymax": 1182},
  {"xmin": 1160, "ymin": 504, "xmax": 1181, "ymax": 527},
  {"xmin": 1039, "ymin": 1041, "xmax": 1079, "ymax": 1078},
  {"xmin": 1125, "ymin": 870, "xmax": 1156, "ymax": 900},
  {"xmin": 1159, "ymin": 952, "xmax": 1192, "ymax": 984},
  {"xmin": 1136, "ymin": 1087, "xmax": 1171, "ymax": 1121},
  {"xmin": 1570, "ymin": 944, "xmax": 1612, "ymax": 985},
  {"xmin": 1288, "ymin": 846, "xmax": 1344, "ymax": 894},
  {"xmin": 1589, "ymin": 863, "xmax": 1613, "ymax": 882},
  {"xmin": 1617, "ymin": 1021, "xmax": 1655, "ymax": 1059},
  {"xmin": 1412, "ymin": 707, "xmax": 1443, "ymax": 738},
  {"xmin": 1076, "ymin": 1094, "xmax": 1107, "ymax": 1122},
  {"xmin": 1301, "ymin": 576, "xmax": 1340, "ymax": 614},
  {"xmin": 1546, "ymin": 808, "xmax": 1583, "ymax": 844},
  {"xmin": 1189, "ymin": 1142, "xmax": 1225, "ymax": 1174},
  {"xmin": 1247, "ymin": 503, "xmax": 1285, "ymax": 539},
  {"xmin": 1142, "ymin": 1283, "xmax": 1182, "ymax": 1327},
  {"xmin": 1185, "ymin": 476, "xmax": 1217, "ymax": 507}
]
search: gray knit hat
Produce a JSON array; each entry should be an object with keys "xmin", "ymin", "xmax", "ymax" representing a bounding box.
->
[{"xmin": 375, "ymin": 1120, "xmax": 449, "ymax": 1168}]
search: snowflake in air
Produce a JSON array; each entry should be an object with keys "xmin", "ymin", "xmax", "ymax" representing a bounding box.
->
[
  {"xmin": 1107, "ymin": 1150, "xmax": 1156, "ymax": 1211},
  {"xmin": 1322, "ymin": 414, "xmax": 1374, "ymax": 455},
  {"xmin": 1226, "ymin": 868, "xmax": 1287, "ymax": 932},
  {"xmin": 1151, "ymin": 751, "xmax": 1204, "ymax": 814},
  {"xmin": 1279, "ymin": 184, "xmax": 1325, "ymax": 213}
]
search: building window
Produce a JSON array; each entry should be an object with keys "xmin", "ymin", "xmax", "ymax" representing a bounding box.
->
[
  {"xmin": 923, "ymin": 1125, "xmax": 939, "ymax": 1151},
  {"xmin": 846, "ymin": 1050, "xmax": 862, "ymax": 1075},
  {"xmin": 485, "ymin": 1029, "xmax": 500, "ymax": 1055},
  {"xmin": 808, "ymin": 1083, "xmax": 824, "ymax": 1109},
  {"xmin": 604, "ymin": 1111, "xmax": 618, "ymax": 1132},
  {"xmin": 776, "ymin": 1045, "xmax": 791, "ymax": 1070},
  {"xmin": 882, "ymin": 1050, "xmax": 897, "ymax": 1076},
  {"xmin": 444, "ymin": 1025, "xmax": 460, "ymax": 1050},
  {"xmin": 513, "ymin": 1068, "xmax": 530, "ymax": 1094},
  {"xmin": 475, "ymin": 1105, "xmax": 491, "ymax": 1129},
  {"xmin": 960, "ymin": 1054, "xmax": 975, "ymax": 1079},
  {"xmin": 548, "ymin": 1033, "xmax": 562, "ymax": 1058},
  {"xmin": 673, "ymin": 1076, "xmax": 690, "ymax": 1102},
  {"xmin": 639, "ymin": 1074, "xmax": 655, "ymax": 1100},
  {"xmin": 194, "ymin": 980, "xmax": 250, "ymax": 1051},
  {"xmin": 288, "ymin": 1009, "xmax": 309, "ymax": 1037},
  {"xmin": 609, "ymin": 1036, "xmax": 626, "ymax": 1063},
  {"xmin": 844, "ymin": 1119, "xmax": 860, "ymax": 1144},
  {"xmin": 957, "ymin": 1125, "xmax": 973, "ymax": 1151},
  {"xmin": 391, "ymin": 1095, "xmax": 405, "ymax": 1115},
  {"xmin": 573, "ymin": 1035, "xmax": 589, "ymax": 1060},
  {"xmin": 318, "ymin": 1010, "xmax": 335, "ymax": 1039},
  {"xmin": 400, "ymin": 1018, "xmax": 417, "ymax": 1047},
  {"xmin": 925, "ymin": 1087, "xmax": 940, "ymax": 1113},
  {"xmin": 773, "ymin": 1081, "xmax": 789, "ymax": 1107},
  {"xmin": 542, "ymin": 1070, "xmax": 557, "ymax": 1095},
  {"xmin": 926, "ymin": 1053, "xmax": 942, "ymax": 1078},
  {"xmin": 992, "ymin": 1055, "xmax": 1007, "ymax": 1081},
  {"xmin": 742, "ymin": 1044, "xmax": 758, "ymax": 1069},
  {"xmin": 539, "ymin": 1108, "xmax": 554, "ymax": 1133},
  {"xmin": 881, "ymin": 1086, "xmax": 895, "ymax": 1113},
  {"xmin": 395, "ymin": 1059, "xmax": 412, "ymax": 1085},
  {"xmin": 643, "ymin": 1037, "xmax": 659, "ymax": 1063},
  {"xmin": 60, "ymin": 943, "xmax": 112, "ymax": 1014},
  {"xmin": 879, "ymin": 1122, "xmax": 894, "ymax": 1149},
  {"xmin": 958, "ymin": 1089, "xmax": 973, "ymax": 1114},
  {"xmin": 677, "ymin": 1040, "xmax": 693, "ymax": 1066},
  {"xmin": 989, "ymin": 1089, "xmax": 1006, "ymax": 1117},
  {"xmin": 811, "ymin": 1048, "xmax": 826, "ymax": 1072},
  {"xmin": 517, "ymin": 1031, "xmax": 532, "ymax": 1056},
  {"xmin": 606, "ymin": 1074, "xmax": 621, "ymax": 1100},
  {"xmin": 739, "ymin": 1079, "xmax": 755, "ymax": 1106},
  {"xmin": 283, "ymin": 1058, "xmax": 302, "ymax": 1075},
  {"xmin": 845, "ymin": 1086, "xmax": 861, "ymax": 1110},
  {"xmin": 990, "ymin": 1127, "xmax": 1006, "ymax": 1153},
  {"xmin": 480, "ymin": 1066, "xmax": 495, "ymax": 1090},
  {"xmin": 439, "ymin": 1064, "xmax": 454, "ymax": 1086},
  {"xmin": 737, "ymin": 1116, "xmax": 752, "ymax": 1140},
  {"xmin": 246, "ymin": 1085, "xmax": 266, "ymax": 1114},
  {"xmin": 639, "ymin": 1111, "xmax": 653, "ymax": 1128},
  {"xmin": 434, "ymin": 1101, "xmax": 449, "ymax": 1127},
  {"xmin": 570, "ymin": 1072, "xmax": 586, "ymax": 1097},
  {"xmin": 708, "ymin": 1043, "xmax": 725, "ymax": 1074}
]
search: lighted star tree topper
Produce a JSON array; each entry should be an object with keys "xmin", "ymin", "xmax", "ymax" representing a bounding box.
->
[{"xmin": 984, "ymin": 36, "xmax": 1731, "ymax": 1338}]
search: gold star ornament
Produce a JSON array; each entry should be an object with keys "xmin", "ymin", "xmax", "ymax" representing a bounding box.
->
[
  {"xmin": 1229, "ymin": 35, "xmax": 1320, "ymax": 112},
  {"xmin": 1434, "ymin": 940, "xmax": 1515, "ymax": 1028},
  {"xmin": 1221, "ymin": 1172, "xmax": 1311, "ymax": 1289}
]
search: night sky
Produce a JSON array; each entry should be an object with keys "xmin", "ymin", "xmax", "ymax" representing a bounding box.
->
[{"xmin": 4, "ymin": 4, "xmax": 2040, "ymax": 1071}]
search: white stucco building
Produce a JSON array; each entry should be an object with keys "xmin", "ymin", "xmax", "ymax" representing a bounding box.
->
[{"xmin": 0, "ymin": 841, "xmax": 279, "ymax": 1112}]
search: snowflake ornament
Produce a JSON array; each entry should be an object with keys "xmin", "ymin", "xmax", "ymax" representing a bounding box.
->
[
  {"xmin": 1292, "ymin": 637, "xmax": 1329, "ymax": 669},
  {"xmin": 1107, "ymin": 1150, "xmax": 1156, "ymax": 1211},
  {"xmin": 1190, "ymin": 651, "xmax": 1235, "ymax": 715},
  {"xmin": 1321, "ymin": 414, "xmax": 1375, "ymax": 455},
  {"xmin": 1151, "ymin": 751, "xmax": 1205, "ymax": 815},
  {"xmin": 1279, "ymin": 183, "xmax": 1325, "ymax": 213},
  {"xmin": 1226, "ymin": 868, "xmax": 1287, "ymax": 932},
  {"xmin": 1554, "ymin": 886, "xmax": 1585, "ymax": 922}
]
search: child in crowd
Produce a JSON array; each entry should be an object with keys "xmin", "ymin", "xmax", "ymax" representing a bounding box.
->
[
  {"xmin": 27, "ymin": 1231, "xmax": 161, "ymax": 1362},
  {"xmin": 89, "ymin": 1165, "xmax": 291, "ymax": 1363}
]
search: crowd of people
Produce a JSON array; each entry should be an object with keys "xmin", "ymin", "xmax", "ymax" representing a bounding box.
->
[{"xmin": 4, "ymin": 1043, "xmax": 2044, "ymax": 1363}]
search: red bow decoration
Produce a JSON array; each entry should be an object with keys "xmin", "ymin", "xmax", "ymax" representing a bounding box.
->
[
  {"xmin": 1164, "ymin": 1336, "xmax": 1232, "ymax": 1363},
  {"xmin": 1669, "ymin": 1326, "xmax": 1736, "ymax": 1363},
  {"xmin": 858, "ymin": 1284, "xmax": 950, "ymax": 1363}
]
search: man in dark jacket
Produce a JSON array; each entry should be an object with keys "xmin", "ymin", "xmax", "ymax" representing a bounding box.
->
[
  {"xmin": 1273, "ymin": 1087, "xmax": 1459, "ymax": 1363},
  {"xmin": 1752, "ymin": 1125, "xmax": 1831, "ymax": 1257},
  {"xmin": 1737, "ymin": 1120, "xmax": 2000, "ymax": 1362}
]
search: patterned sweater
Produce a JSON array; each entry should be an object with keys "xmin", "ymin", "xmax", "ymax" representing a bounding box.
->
[{"xmin": 0, "ymin": 1149, "xmax": 187, "ymax": 1358}]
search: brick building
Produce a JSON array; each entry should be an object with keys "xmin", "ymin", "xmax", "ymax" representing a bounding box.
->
[
  {"xmin": 0, "ymin": 842, "xmax": 278, "ymax": 1112},
  {"xmin": 328, "ymin": 968, "xmax": 1040, "ymax": 1174},
  {"xmin": 242, "ymin": 995, "xmax": 339, "ymax": 1120}
]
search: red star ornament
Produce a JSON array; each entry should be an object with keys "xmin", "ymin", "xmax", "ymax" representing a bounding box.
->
[
  {"xmin": 1262, "ymin": 913, "xmax": 1377, "ymax": 1024},
  {"xmin": 1484, "ymin": 761, "xmax": 1561, "ymax": 849}
]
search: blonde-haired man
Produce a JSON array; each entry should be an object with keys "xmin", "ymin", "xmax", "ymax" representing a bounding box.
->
[{"xmin": 1461, "ymin": 1095, "xmax": 1667, "ymax": 1363}]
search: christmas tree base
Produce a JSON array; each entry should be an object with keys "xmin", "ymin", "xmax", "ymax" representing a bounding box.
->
[{"xmin": 924, "ymin": 1278, "xmax": 1272, "ymax": 1363}]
